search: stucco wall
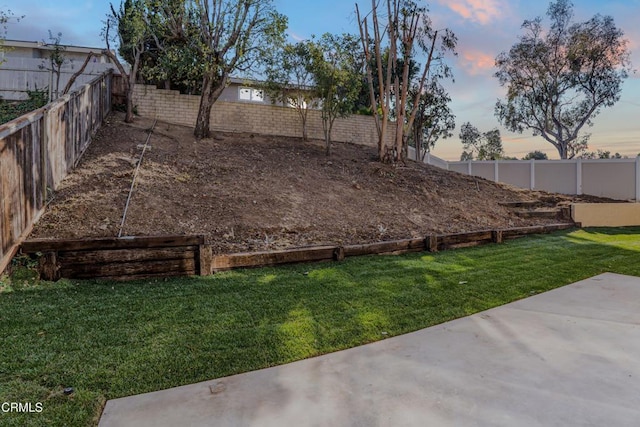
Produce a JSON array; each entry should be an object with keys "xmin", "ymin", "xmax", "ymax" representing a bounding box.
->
[
  {"xmin": 132, "ymin": 84, "xmax": 395, "ymax": 148},
  {"xmin": 572, "ymin": 203, "xmax": 640, "ymax": 227}
]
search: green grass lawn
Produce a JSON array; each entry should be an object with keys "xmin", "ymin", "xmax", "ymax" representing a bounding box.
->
[{"xmin": 1, "ymin": 227, "xmax": 640, "ymax": 426}]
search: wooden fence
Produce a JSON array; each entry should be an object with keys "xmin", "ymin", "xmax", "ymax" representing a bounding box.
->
[
  {"xmin": 19, "ymin": 223, "xmax": 574, "ymax": 281},
  {"xmin": 0, "ymin": 71, "xmax": 113, "ymax": 274}
]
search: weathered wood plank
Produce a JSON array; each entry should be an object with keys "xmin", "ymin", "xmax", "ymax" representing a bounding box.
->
[
  {"xmin": 211, "ymin": 246, "xmax": 337, "ymax": 272},
  {"xmin": 343, "ymin": 238, "xmax": 425, "ymax": 257},
  {"xmin": 57, "ymin": 247, "xmax": 198, "ymax": 265},
  {"xmin": 60, "ymin": 258, "xmax": 196, "ymax": 279},
  {"xmin": 502, "ymin": 223, "xmax": 573, "ymax": 240},
  {"xmin": 438, "ymin": 230, "xmax": 493, "ymax": 250},
  {"xmin": 498, "ymin": 201, "xmax": 544, "ymax": 208},
  {"xmin": 22, "ymin": 235, "xmax": 205, "ymax": 253}
]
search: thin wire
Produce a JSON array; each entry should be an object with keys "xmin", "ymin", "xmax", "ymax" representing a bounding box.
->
[{"xmin": 117, "ymin": 119, "xmax": 157, "ymax": 238}]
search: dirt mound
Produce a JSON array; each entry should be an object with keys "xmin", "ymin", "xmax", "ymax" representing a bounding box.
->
[{"xmin": 31, "ymin": 113, "xmax": 593, "ymax": 254}]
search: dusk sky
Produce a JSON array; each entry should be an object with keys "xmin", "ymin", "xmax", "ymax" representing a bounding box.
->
[{"xmin": 3, "ymin": 0, "xmax": 639, "ymax": 159}]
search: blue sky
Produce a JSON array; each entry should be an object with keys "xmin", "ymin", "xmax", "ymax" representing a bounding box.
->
[{"xmin": 3, "ymin": 0, "xmax": 640, "ymax": 159}]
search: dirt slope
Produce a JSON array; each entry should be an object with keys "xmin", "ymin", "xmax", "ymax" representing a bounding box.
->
[{"xmin": 31, "ymin": 113, "xmax": 591, "ymax": 254}]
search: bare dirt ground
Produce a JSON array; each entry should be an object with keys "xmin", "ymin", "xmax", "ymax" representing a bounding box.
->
[{"xmin": 30, "ymin": 113, "xmax": 603, "ymax": 254}]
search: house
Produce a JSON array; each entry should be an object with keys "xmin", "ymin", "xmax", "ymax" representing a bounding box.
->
[
  {"xmin": 0, "ymin": 39, "xmax": 117, "ymax": 100},
  {"xmin": 214, "ymin": 77, "xmax": 319, "ymax": 110}
]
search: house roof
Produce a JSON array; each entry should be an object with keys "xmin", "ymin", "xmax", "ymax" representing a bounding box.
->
[{"xmin": 3, "ymin": 39, "xmax": 109, "ymax": 55}]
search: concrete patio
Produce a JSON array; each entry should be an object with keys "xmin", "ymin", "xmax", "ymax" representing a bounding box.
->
[{"xmin": 99, "ymin": 272, "xmax": 640, "ymax": 426}]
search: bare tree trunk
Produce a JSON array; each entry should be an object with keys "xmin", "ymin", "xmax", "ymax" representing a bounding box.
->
[
  {"xmin": 298, "ymin": 108, "xmax": 309, "ymax": 141},
  {"xmin": 194, "ymin": 73, "xmax": 226, "ymax": 139},
  {"xmin": 102, "ymin": 48, "xmax": 136, "ymax": 123},
  {"xmin": 356, "ymin": 4, "xmax": 381, "ymax": 145},
  {"xmin": 195, "ymin": 75, "xmax": 215, "ymax": 139},
  {"xmin": 62, "ymin": 52, "xmax": 96, "ymax": 95}
]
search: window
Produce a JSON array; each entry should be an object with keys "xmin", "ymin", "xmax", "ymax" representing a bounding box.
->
[{"xmin": 238, "ymin": 87, "xmax": 264, "ymax": 102}]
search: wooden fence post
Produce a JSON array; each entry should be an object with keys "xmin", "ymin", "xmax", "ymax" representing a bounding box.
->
[
  {"xmin": 199, "ymin": 245, "xmax": 212, "ymax": 276},
  {"xmin": 39, "ymin": 251, "xmax": 60, "ymax": 281},
  {"xmin": 427, "ymin": 235, "xmax": 438, "ymax": 252}
]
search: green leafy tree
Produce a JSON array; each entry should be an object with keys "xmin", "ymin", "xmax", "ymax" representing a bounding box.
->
[
  {"xmin": 191, "ymin": 0, "xmax": 287, "ymax": 139},
  {"xmin": 310, "ymin": 33, "xmax": 363, "ymax": 156},
  {"xmin": 522, "ymin": 150, "xmax": 549, "ymax": 160},
  {"xmin": 459, "ymin": 122, "xmax": 504, "ymax": 161},
  {"xmin": 495, "ymin": 0, "xmax": 632, "ymax": 159},
  {"xmin": 142, "ymin": 0, "xmax": 204, "ymax": 94},
  {"xmin": 408, "ymin": 79, "xmax": 455, "ymax": 161},
  {"xmin": 263, "ymin": 40, "xmax": 318, "ymax": 140}
]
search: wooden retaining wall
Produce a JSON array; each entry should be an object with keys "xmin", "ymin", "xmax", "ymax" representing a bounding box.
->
[
  {"xmin": 20, "ymin": 223, "xmax": 574, "ymax": 281},
  {"xmin": 21, "ymin": 235, "xmax": 204, "ymax": 281}
]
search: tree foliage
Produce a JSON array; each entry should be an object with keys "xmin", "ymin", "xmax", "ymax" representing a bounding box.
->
[
  {"xmin": 310, "ymin": 33, "xmax": 363, "ymax": 155},
  {"xmin": 142, "ymin": 0, "xmax": 203, "ymax": 93},
  {"xmin": 495, "ymin": 0, "xmax": 632, "ymax": 159},
  {"xmin": 40, "ymin": 31, "xmax": 66, "ymax": 101},
  {"xmin": 408, "ymin": 79, "xmax": 455, "ymax": 161},
  {"xmin": 522, "ymin": 150, "xmax": 549, "ymax": 160},
  {"xmin": 263, "ymin": 40, "xmax": 318, "ymax": 140},
  {"xmin": 580, "ymin": 149, "xmax": 623, "ymax": 159},
  {"xmin": 191, "ymin": 0, "xmax": 287, "ymax": 139},
  {"xmin": 0, "ymin": 9, "xmax": 22, "ymax": 65},
  {"xmin": 105, "ymin": 0, "xmax": 150, "ymax": 122},
  {"xmin": 459, "ymin": 122, "xmax": 504, "ymax": 161}
]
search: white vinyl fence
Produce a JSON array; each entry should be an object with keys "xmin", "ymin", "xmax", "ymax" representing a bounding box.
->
[{"xmin": 408, "ymin": 147, "xmax": 640, "ymax": 201}]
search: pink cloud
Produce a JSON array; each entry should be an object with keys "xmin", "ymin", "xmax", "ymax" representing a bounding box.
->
[
  {"xmin": 459, "ymin": 50, "xmax": 495, "ymax": 76},
  {"xmin": 435, "ymin": 0, "xmax": 505, "ymax": 25}
]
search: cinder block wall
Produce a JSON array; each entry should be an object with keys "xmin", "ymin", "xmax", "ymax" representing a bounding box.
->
[{"xmin": 132, "ymin": 84, "xmax": 394, "ymax": 148}]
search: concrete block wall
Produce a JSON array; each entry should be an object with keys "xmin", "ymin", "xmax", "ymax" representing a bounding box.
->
[{"xmin": 132, "ymin": 84, "xmax": 394, "ymax": 148}]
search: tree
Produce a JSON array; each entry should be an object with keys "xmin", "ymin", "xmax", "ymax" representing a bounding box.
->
[
  {"xmin": 39, "ymin": 31, "xmax": 66, "ymax": 101},
  {"xmin": 0, "ymin": 9, "xmax": 22, "ymax": 65},
  {"xmin": 191, "ymin": 0, "xmax": 287, "ymax": 139},
  {"xmin": 523, "ymin": 150, "xmax": 549, "ymax": 160},
  {"xmin": 356, "ymin": 0, "xmax": 456, "ymax": 163},
  {"xmin": 495, "ymin": 0, "xmax": 632, "ymax": 159},
  {"xmin": 310, "ymin": 33, "xmax": 362, "ymax": 155},
  {"xmin": 408, "ymin": 79, "xmax": 455, "ymax": 161},
  {"xmin": 62, "ymin": 52, "xmax": 98, "ymax": 95},
  {"xmin": 263, "ymin": 40, "xmax": 318, "ymax": 141},
  {"xmin": 105, "ymin": 0, "xmax": 150, "ymax": 123},
  {"xmin": 459, "ymin": 122, "xmax": 504, "ymax": 161},
  {"xmin": 580, "ymin": 149, "xmax": 623, "ymax": 159},
  {"xmin": 141, "ymin": 0, "xmax": 204, "ymax": 94}
]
